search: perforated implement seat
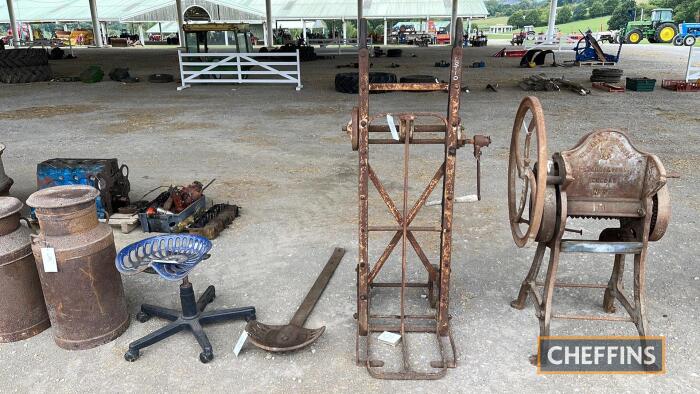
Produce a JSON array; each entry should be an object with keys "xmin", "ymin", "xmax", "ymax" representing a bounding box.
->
[
  {"xmin": 557, "ymin": 129, "xmax": 666, "ymax": 220},
  {"xmin": 555, "ymin": 129, "xmax": 666, "ymax": 253}
]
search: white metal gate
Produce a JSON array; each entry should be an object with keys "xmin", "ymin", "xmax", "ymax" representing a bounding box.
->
[{"xmin": 177, "ymin": 50, "xmax": 303, "ymax": 91}]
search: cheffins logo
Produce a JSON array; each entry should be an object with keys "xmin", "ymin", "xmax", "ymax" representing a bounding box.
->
[{"xmin": 537, "ymin": 336, "xmax": 665, "ymax": 374}]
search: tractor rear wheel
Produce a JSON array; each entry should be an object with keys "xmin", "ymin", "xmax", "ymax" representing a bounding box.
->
[
  {"xmin": 684, "ymin": 35, "xmax": 696, "ymax": 46},
  {"xmin": 655, "ymin": 23, "xmax": 678, "ymax": 43},
  {"xmin": 625, "ymin": 29, "xmax": 643, "ymax": 44}
]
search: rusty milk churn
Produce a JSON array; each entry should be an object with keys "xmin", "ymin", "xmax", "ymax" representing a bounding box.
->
[
  {"xmin": 0, "ymin": 197, "xmax": 50, "ymax": 342},
  {"xmin": 0, "ymin": 143, "xmax": 13, "ymax": 196},
  {"xmin": 27, "ymin": 185, "xmax": 129, "ymax": 350}
]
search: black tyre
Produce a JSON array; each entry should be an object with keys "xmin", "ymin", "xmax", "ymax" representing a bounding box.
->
[
  {"xmin": 625, "ymin": 29, "xmax": 643, "ymax": 44},
  {"xmin": 684, "ymin": 35, "xmax": 696, "ymax": 46},
  {"xmin": 673, "ymin": 35, "xmax": 684, "ymax": 46},
  {"xmin": 654, "ymin": 23, "xmax": 678, "ymax": 43},
  {"xmin": 648, "ymin": 36, "xmax": 657, "ymax": 43},
  {"xmin": 334, "ymin": 72, "xmax": 397, "ymax": 94},
  {"xmin": 386, "ymin": 48, "xmax": 402, "ymax": 58},
  {"xmin": 0, "ymin": 64, "xmax": 52, "ymax": 83},
  {"xmin": 590, "ymin": 68, "xmax": 623, "ymax": 83},
  {"xmin": 335, "ymin": 72, "xmax": 359, "ymax": 93},
  {"xmin": 0, "ymin": 48, "xmax": 49, "ymax": 68},
  {"xmin": 148, "ymin": 73, "xmax": 174, "ymax": 83},
  {"xmin": 400, "ymin": 74, "xmax": 439, "ymax": 83}
]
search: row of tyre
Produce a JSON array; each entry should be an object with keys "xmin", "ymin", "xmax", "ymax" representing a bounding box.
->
[
  {"xmin": 334, "ymin": 72, "xmax": 437, "ymax": 94},
  {"xmin": 0, "ymin": 48, "xmax": 53, "ymax": 84}
]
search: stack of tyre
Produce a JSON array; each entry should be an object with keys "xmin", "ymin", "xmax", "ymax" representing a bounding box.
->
[
  {"xmin": 590, "ymin": 68, "xmax": 624, "ymax": 84},
  {"xmin": 0, "ymin": 48, "xmax": 52, "ymax": 84}
]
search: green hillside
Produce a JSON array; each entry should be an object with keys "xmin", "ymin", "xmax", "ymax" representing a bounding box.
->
[
  {"xmin": 536, "ymin": 16, "xmax": 611, "ymax": 34},
  {"xmin": 479, "ymin": 15, "xmax": 613, "ymax": 38}
]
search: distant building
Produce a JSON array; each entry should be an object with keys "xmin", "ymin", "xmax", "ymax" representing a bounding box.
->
[{"xmin": 488, "ymin": 25, "xmax": 513, "ymax": 34}]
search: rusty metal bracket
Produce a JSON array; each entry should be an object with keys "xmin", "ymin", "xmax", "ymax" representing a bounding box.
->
[{"xmin": 345, "ymin": 18, "xmax": 489, "ymax": 380}]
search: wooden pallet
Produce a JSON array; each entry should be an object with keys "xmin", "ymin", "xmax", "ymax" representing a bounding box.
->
[
  {"xmin": 575, "ymin": 61, "xmax": 616, "ymax": 67},
  {"xmin": 100, "ymin": 213, "xmax": 139, "ymax": 234},
  {"xmin": 592, "ymin": 82, "xmax": 625, "ymax": 92}
]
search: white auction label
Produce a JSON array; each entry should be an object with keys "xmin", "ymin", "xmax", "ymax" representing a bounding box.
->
[
  {"xmin": 41, "ymin": 247, "xmax": 58, "ymax": 273},
  {"xmin": 233, "ymin": 330, "xmax": 249, "ymax": 357},
  {"xmin": 386, "ymin": 114, "xmax": 399, "ymax": 141}
]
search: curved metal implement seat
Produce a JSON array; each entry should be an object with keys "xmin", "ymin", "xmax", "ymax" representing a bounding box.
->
[{"xmin": 508, "ymin": 97, "xmax": 671, "ymax": 345}]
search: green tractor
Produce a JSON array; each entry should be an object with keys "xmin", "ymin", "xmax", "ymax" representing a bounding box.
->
[{"xmin": 624, "ymin": 8, "xmax": 678, "ymax": 44}]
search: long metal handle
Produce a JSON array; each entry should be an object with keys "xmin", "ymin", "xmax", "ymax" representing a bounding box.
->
[{"xmin": 289, "ymin": 247, "xmax": 346, "ymax": 327}]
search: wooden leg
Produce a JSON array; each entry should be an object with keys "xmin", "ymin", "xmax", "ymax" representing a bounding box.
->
[
  {"xmin": 603, "ymin": 254, "xmax": 625, "ymax": 313},
  {"xmin": 539, "ymin": 243, "xmax": 561, "ymax": 337},
  {"xmin": 633, "ymin": 252, "xmax": 648, "ymax": 337},
  {"xmin": 511, "ymin": 242, "xmax": 547, "ymax": 310}
]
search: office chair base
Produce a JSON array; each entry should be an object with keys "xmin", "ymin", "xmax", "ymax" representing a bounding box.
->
[{"xmin": 124, "ymin": 282, "xmax": 256, "ymax": 363}]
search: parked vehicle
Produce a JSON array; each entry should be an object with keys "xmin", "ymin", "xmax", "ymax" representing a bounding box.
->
[
  {"xmin": 673, "ymin": 22, "xmax": 700, "ymax": 46},
  {"xmin": 593, "ymin": 30, "xmax": 620, "ymax": 43},
  {"xmin": 624, "ymin": 8, "xmax": 678, "ymax": 44},
  {"xmin": 523, "ymin": 25, "xmax": 536, "ymax": 40}
]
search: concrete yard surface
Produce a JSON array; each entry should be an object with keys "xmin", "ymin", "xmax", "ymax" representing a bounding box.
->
[{"xmin": 0, "ymin": 43, "xmax": 698, "ymax": 393}]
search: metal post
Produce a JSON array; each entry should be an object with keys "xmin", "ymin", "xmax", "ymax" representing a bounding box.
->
[
  {"xmin": 301, "ymin": 18, "xmax": 306, "ymax": 42},
  {"xmin": 138, "ymin": 24, "xmax": 145, "ymax": 46},
  {"xmin": 342, "ymin": 18, "xmax": 347, "ymax": 44},
  {"xmin": 224, "ymin": 30, "xmax": 229, "ymax": 46},
  {"xmin": 467, "ymin": 17, "xmax": 472, "ymax": 43},
  {"xmin": 545, "ymin": 0, "xmax": 558, "ymax": 42},
  {"xmin": 176, "ymin": 0, "xmax": 185, "ymax": 47},
  {"xmin": 357, "ymin": 0, "xmax": 362, "ymax": 46},
  {"xmin": 28, "ymin": 23, "xmax": 33, "ymax": 42},
  {"xmin": 383, "ymin": 18, "xmax": 387, "ymax": 45},
  {"xmin": 451, "ymin": 0, "xmax": 458, "ymax": 45},
  {"xmin": 265, "ymin": 0, "xmax": 273, "ymax": 47},
  {"xmin": 6, "ymin": 0, "xmax": 19, "ymax": 46},
  {"xmin": 89, "ymin": 0, "xmax": 103, "ymax": 47},
  {"xmin": 158, "ymin": 22, "xmax": 163, "ymax": 41},
  {"xmin": 102, "ymin": 22, "xmax": 108, "ymax": 44},
  {"xmin": 263, "ymin": 21, "xmax": 269, "ymax": 45}
]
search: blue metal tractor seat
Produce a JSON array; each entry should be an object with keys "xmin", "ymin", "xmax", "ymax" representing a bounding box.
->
[{"xmin": 116, "ymin": 234, "xmax": 256, "ymax": 363}]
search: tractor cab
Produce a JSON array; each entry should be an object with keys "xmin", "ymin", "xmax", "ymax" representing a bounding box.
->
[{"xmin": 650, "ymin": 8, "xmax": 673, "ymax": 25}]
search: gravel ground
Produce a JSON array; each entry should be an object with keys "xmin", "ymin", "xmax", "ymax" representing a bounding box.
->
[{"xmin": 0, "ymin": 41, "xmax": 698, "ymax": 393}]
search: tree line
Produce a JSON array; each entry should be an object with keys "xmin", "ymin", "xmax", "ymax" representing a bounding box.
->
[{"xmin": 487, "ymin": 0, "xmax": 699, "ymax": 30}]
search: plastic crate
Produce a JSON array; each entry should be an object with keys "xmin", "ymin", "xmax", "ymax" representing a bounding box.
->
[
  {"xmin": 626, "ymin": 77, "xmax": 656, "ymax": 92},
  {"xmin": 661, "ymin": 79, "xmax": 700, "ymax": 92},
  {"xmin": 139, "ymin": 196, "xmax": 206, "ymax": 233}
]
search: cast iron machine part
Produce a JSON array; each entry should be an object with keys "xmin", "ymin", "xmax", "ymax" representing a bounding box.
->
[
  {"xmin": 508, "ymin": 96, "xmax": 670, "ymax": 346},
  {"xmin": 344, "ymin": 18, "xmax": 490, "ymax": 380},
  {"xmin": 116, "ymin": 234, "xmax": 256, "ymax": 363}
]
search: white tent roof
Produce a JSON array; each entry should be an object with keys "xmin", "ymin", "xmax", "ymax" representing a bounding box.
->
[{"xmin": 0, "ymin": 0, "xmax": 488, "ymax": 23}]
